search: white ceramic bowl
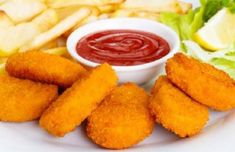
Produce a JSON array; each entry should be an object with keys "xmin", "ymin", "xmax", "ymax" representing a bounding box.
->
[{"xmin": 67, "ymin": 18, "xmax": 180, "ymax": 84}]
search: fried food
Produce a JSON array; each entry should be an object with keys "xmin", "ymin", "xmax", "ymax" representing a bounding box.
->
[
  {"xmin": 20, "ymin": 8, "xmax": 91, "ymax": 52},
  {"xmin": 0, "ymin": 75, "xmax": 58, "ymax": 122},
  {"xmin": 0, "ymin": 11, "xmax": 13, "ymax": 28},
  {"xmin": 149, "ymin": 76, "xmax": 209, "ymax": 138},
  {"xmin": 166, "ymin": 53, "xmax": 235, "ymax": 111},
  {"xmin": 6, "ymin": 51, "xmax": 87, "ymax": 88},
  {"xmin": 0, "ymin": 9, "xmax": 58, "ymax": 57},
  {"xmin": 0, "ymin": 0, "xmax": 46, "ymax": 23},
  {"xmin": 121, "ymin": 0, "xmax": 182, "ymax": 13},
  {"xmin": 39, "ymin": 63, "xmax": 118, "ymax": 137},
  {"xmin": 87, "ymin": 83, "xmax": 154, "ymax": 149},
  {"xmin": 47, "ymin": 0, "xmax": 125, "ymax": 8}
]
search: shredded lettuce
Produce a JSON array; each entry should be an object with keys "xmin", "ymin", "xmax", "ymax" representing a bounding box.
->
[
  {"xmin": 204, "ymin": 0, "xmax": 235, "ymax": 21},
  {"xmin": 160, "ymin": 0, "xmax": 235, "ymax": 78},
  {"xmin": 184, "ymin": 40, "xmax": 235, "ymax": 78},
  {"xmin": 160, "ymin": 0, "xmax": 235, "ymax": 43}
]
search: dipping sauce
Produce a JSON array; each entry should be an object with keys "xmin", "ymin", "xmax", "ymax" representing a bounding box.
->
[{"xmin": 76, "ymin": 30, "xmax": 170, "ymax": 66}]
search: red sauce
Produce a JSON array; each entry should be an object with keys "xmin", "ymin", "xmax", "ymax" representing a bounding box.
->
[{"xmin": 76, "ymin": 30, "xmax": 170, "ymax": 66}]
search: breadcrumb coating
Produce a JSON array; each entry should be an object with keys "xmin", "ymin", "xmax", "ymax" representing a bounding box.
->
[
  {"xmin": 39, "ymin": 63, "xmax": 118, "ymax": 137},
  {"xmin": 166, "ymin": 53, "xmax": 235, "ymax": 111},
  {"xmin": 6, "ymin": 51, "xmax": 87, "ymax": 88},
  {"xmin": 0, "ymin": 75, "xmax": 58, "ymax": 122},
  {"xmin": 87, "ymin": 83, "xmax": 154, "ymax": 149},
  {"xmin": 149, "ymin": 76, "xmax": 209, "ymax": 138}
]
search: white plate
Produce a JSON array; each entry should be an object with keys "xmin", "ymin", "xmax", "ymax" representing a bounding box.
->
[{"xmin": 1, "ymin": 1, "xmax": 235, "ymax": 152}]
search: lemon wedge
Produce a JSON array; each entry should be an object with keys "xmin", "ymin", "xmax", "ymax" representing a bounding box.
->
[{"xmin": 194, "ymin": 8, "xmax": 235, "ymax": 51}]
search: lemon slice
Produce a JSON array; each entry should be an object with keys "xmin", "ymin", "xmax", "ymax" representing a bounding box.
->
[{"xmin": 194, "ymin": 8, "xmax": 235, "ymax": 51}]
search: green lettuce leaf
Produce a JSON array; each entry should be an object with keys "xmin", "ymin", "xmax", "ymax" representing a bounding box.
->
[{"xmin": 183, "ymin": 40, "xmax": 235, "ymax": 78}]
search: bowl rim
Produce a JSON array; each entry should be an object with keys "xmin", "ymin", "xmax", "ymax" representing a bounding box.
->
[{"xmin": 67, "ymin": 17, "xmax": 180, "ymax": 72}]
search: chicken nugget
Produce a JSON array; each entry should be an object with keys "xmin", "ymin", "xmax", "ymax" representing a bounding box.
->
[
  {"xmin": 166, "ymin": 53, "xmax": 235, "ymax": 111},
  {"xmin": 149, "ymin": 76, "xmax": 209, "ymax": 137},
  {"xmin": 102, "ymin": 83, "xmax": 150, "ymax": 106},
  {"xmin": 39, "ymin": 63, "xmax": 118, "ymax": 137},
  {"xmin": 87, "ymin": 83, "xmax": 154, "ymax": 149},
  {"xmin": 0, "ymin": 75, "xmax": 58, "ymax": 122},
  {"xmin": 6, "ymin": 51, "xmax": 87, "ymax": 88}
]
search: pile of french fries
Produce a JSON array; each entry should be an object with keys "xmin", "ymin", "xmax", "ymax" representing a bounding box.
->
[{"xmin": 0, "ymin": 0, "xmax": 192, "ymax": 73}]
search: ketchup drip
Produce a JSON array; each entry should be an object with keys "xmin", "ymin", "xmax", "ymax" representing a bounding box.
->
[{"xmin": 76, "ymin": 30, "xmax": 170, "ymax": 66}]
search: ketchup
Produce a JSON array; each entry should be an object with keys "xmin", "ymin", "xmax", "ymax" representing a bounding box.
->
[{"xmin": 76, "ymin": 30, "xmax": 170, "ymax": 66}]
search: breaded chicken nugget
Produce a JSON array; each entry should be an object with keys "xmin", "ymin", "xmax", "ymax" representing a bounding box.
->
[
  {"xmin": 166, "ymin": 53, "xmax": 235, "ymax": 111},
  {"xmin": 39, "ymin": 63, "xmax": 118, "ymax": 137},
  {"xmin": 149, "ymin": 76, "xmax": 209, "ymax": 138},
  {"xmin": 102, "ymin": 83, "xmax": 150, "ymax": 106},
  {"xmin": 6, "ymin": 51, "xmax": 87, "ymax": 88},
  {"xmin": 0, "ymin": 75, "xmax": 58, "ymax": 122},
  {"xmin": 87, "ymin": 83, "xmax": 154, "ymax": 149}
]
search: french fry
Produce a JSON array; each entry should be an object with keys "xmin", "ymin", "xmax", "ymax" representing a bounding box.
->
[
  {"xmin": 47, "ymin": 0, "xmax": 125, "ymax": 8},
  {"xmin": 0, "ymin": 11, "xmax": 14, "ymax": 28},
  {"xmin": 0, "ymin": 0, "xmax": 47, "ymax": 23},
  {"xmin": 63, "ymin": 7, "xmax": 100, "ymax": 37},
  {"xmin": 55, "ymin": 5, "xmax": 99, "ymax": 20},
  {"xmin": 111, "ymin": 9, "xmax": 134, "ymax": 17},
  {"xmin": 112, "ymin": 9, "xmax": 160, "ymax": 20},
  {"xmin": 98, "ymin": 5, "xmax": 117, "ymax": 13},
  {"xmin": 32, "ymin": 9, "xmax": 59, "ymax": 32},
  {"xmin": 120, "ymin": 0, "xmax": 182, "ymax": 13},
  {"xmin": 20, "ymin": 8, "xmax": 91, "ymax": 52},
  {"xmin": 98, "ymin": 13, "xmax": 110, "ymax": 19},
  {"xmin": 0, "ymin": 57, "xmax": 7, "ymax": 75},
  {"xmin": 55, "ymin": 5, "xmax": 83, "ymax": 20},
  {"xmin": 0, "ymin": 9, "xmax": 58, "ymax": 57},
  {"xmin": 39, "ymin": 36, "xmax": 66, "ymax": 50},
  {"xmin": 42, "ymin": 47, "xmax": 67, "ymax": 56},
  {"xmin": 0, "ymin": 62, "xmax": 7, "ymax": 75},
  {"xmin": 134, "ymin": 11, "xmax": 160, "ymax": 20},
  {"xmin": 56, "ymin": 36, "xmax": 67, "ymax": 47},
  {"xmin": 39, "ymin": 39, "xmax": 58, "ymax": 50},
  {"xmin": 179, "ymin": 2, "xmax": 192, "ymax": 14}
]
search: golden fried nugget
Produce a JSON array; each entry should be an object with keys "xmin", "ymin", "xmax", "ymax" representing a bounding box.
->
[
  {"xmin": 87, "ymin": 83, "xmax": 154, "ymax": 149},
  {"xmin": 166, "ymin": 53, "xmax": 235, "ymax": 111},
  {"xmin": 0, "ymin": 75, "xmax": 58, "ymax": 122},
  {"xmin": 6, "ymin": 51, "xmax": 87, "ymax": 88},
  {"xmin": 39, "ymin": 63, "xmax": 118, "ymax": 137},
  {"xmin": 149, "ymin": 76, "xmax": 209, "ymax": 138},
  {"xmin": 102, "ymin": 83, "xmax": 150, "ymax": 106}
]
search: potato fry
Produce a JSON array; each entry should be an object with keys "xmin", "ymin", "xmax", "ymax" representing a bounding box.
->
[
  {"xmin": 0, "ymin": 24, "xmax": 41, "ymax": 57},
  {"xmin": 39, "ymin": 36, "xmax": 66, "ymax": 50},
  {"xmin": 0, "ymin": 11, "xmax": 14, "ymax": 28},
  {"xmin": 42, "ymin": 46, "xmax": 72, "ymax": 59},
  {"xmin": 0, "ymin": 9, "xmax": 58, "ymax": 57},
  {"xmin": 55, "ymin": 5, "xmax": 98, "ymax": 20},
  {"xmin": 31, "ymin": 9, "xmax": 59, "ymax": 32},
  {"xmin": 0, "ymin": 62, "xmax": 6, "ymax": 75},
  {"xmin": 39, "ymin": 39, "xmax": 58, "ymax": 50},
  {"xmin": 47, "ymin": 0, "xmax": 125, "ymax": 8},
  {"xmin": 121, "ymin": 0, "xmax": 182, "ymax": 13},
  {"xmin": 56, "ymin": 37, "xmax": 67, "ymax": 47},
  {"xmin": 98, "ymin": 5, "xmax": 117, "ymax": 13},
  {"xmin": 42, "ymin": 47, "xmax": 67, "ymax": 56},
  {"xmin": 20, "ymin": 8, "xmax": 91, "ymax": 52},
  {"xmin": 179, "ymin": 1, "xmax": 192, "ymax": 14},
  {"xmin": 63, "ymin": 7, "xmax": 100, "ymax": 37},
  {"xmin": 0, "ymin": 0, "xmax": 47, "ymax": 23},
  {"xmin": 112, "ymin": 9, "xmax": 160, "ymax": 20}
]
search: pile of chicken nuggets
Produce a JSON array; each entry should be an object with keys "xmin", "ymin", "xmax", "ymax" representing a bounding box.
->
[{"xmin": 1, "ymin": 51, "xmax": 235, "ymax": 149}]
